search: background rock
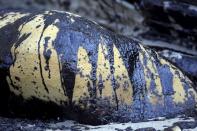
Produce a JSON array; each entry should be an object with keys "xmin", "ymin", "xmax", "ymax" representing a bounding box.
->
[
  {"xmin": 131, "ymin": 0, "xmax": 197, "ymax": 55},
  {"xmin": 0, "ymin": 0, "xmax": 196, "ymax": 130}
]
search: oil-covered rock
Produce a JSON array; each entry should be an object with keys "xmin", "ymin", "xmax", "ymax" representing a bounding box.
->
[{"xmin": 0, "ymin": 9, "xmax": 196, "ymax": 125}]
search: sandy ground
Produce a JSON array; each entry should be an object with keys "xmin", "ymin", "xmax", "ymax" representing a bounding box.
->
[{"xmin": 0, "ymin": 115, "xmax": 196, "ymax": 131}]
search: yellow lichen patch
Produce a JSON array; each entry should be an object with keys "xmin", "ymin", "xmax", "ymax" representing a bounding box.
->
[
  {"xmin": 96, "ymin": 41, "xmax": 113, "ymax": 98},
  {"xmin": 113, "ymin": 44, "xmax": 133, "ymax": 105},
  {"xmin": 7, "ymin": 15, "xmax": 67, "ymax": 105},
  {"xmin": 73, "ymin": 46, "xmax": 92, "ymax": 104},
  {"xmin": 139, "ymin": 45, "xmax": 163, "ymax": 105},
  {"xmin": 0, "ymin": 12, "xmax": 29, "ymax": 28},
  {"xmin": 160, "ymin": 59, "xmax": 186, "ymax": 103}
]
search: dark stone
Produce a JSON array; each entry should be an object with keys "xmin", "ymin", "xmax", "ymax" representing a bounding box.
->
[
  {"xmin": 0, "ymin": 9, "xmax": 196, "ymax": 125},
  {"xmin": 135, "ymin": 127, "xmax": 156, "ymax": 131},
  {"xmin": 173, "ymin": 121, "xmax": 197, "ymax": 129},
  {"xmin": 132, "ymin": 0, "xmax": 197, "ymax": 53}
]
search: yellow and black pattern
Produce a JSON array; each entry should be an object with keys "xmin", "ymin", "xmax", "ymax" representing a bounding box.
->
[{"xmin": 0, "ymin": 10, "xmax": 196, "ymax": 124}]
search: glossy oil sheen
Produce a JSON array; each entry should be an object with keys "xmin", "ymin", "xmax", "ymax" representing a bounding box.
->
[{"xmin": 0, "ymin": 9, "xmax": 196, "ymax": 124}]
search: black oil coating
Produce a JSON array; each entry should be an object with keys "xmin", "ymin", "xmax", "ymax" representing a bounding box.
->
[
  {"xmin": 43, "ymin": 37, "xmax": 51, "ymax": 79},
  {"xmin": 0, "ymin": 10, "xmax": 196, "ymax": 125},
  {"xmin": 49, "ymin": 10, "xmax": 141, "ymax": 124},
  {"xmin": 0, "ymin": 10, "xmax": 36, "ymax": 115}
]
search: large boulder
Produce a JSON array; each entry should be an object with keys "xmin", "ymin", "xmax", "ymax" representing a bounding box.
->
[{"xmin": 0, "ymin": 10, "xmax": 196, "ymax": 125}]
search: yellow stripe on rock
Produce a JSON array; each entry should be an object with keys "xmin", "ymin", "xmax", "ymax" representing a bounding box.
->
[
  {"xmin": 113, "ymin": 44, "xmax": 133, "ymax": 105},
  {"xmin": 139, "ymin": 45, "xmax": 163, "ymax": 105},
  {"xmin": 0, "ymin": 12, "xmax": 29, "ymax": 28},
  {"xmin": 160, "ymin": 59, "xmax": 186, "ymax": 103},
  {"xmin": 96, "ymin": 39, "xmax": 113, "ymax": 98},
  {"xmin": 39, "ymin": 20, "xmax": 67, "ymax": 104},
  {"xmin": 7, "ymin": 15, "xmax": 67, "ymax": 105},
  {"xmin": 8, "ymin": 14, "xmax": 45, "ymax": 97},
  {"xmin": 73, "ymin": 46, "xmax": 93, "ymax": 104}
]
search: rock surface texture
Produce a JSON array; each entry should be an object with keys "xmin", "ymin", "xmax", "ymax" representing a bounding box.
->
[
  {"xmin": 0, "ymin": 10, "xmax": 196, "ymax": 125},
  {"xmin": 132, "ymin": 0, "xmax": 197, "ymax": 55}
]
